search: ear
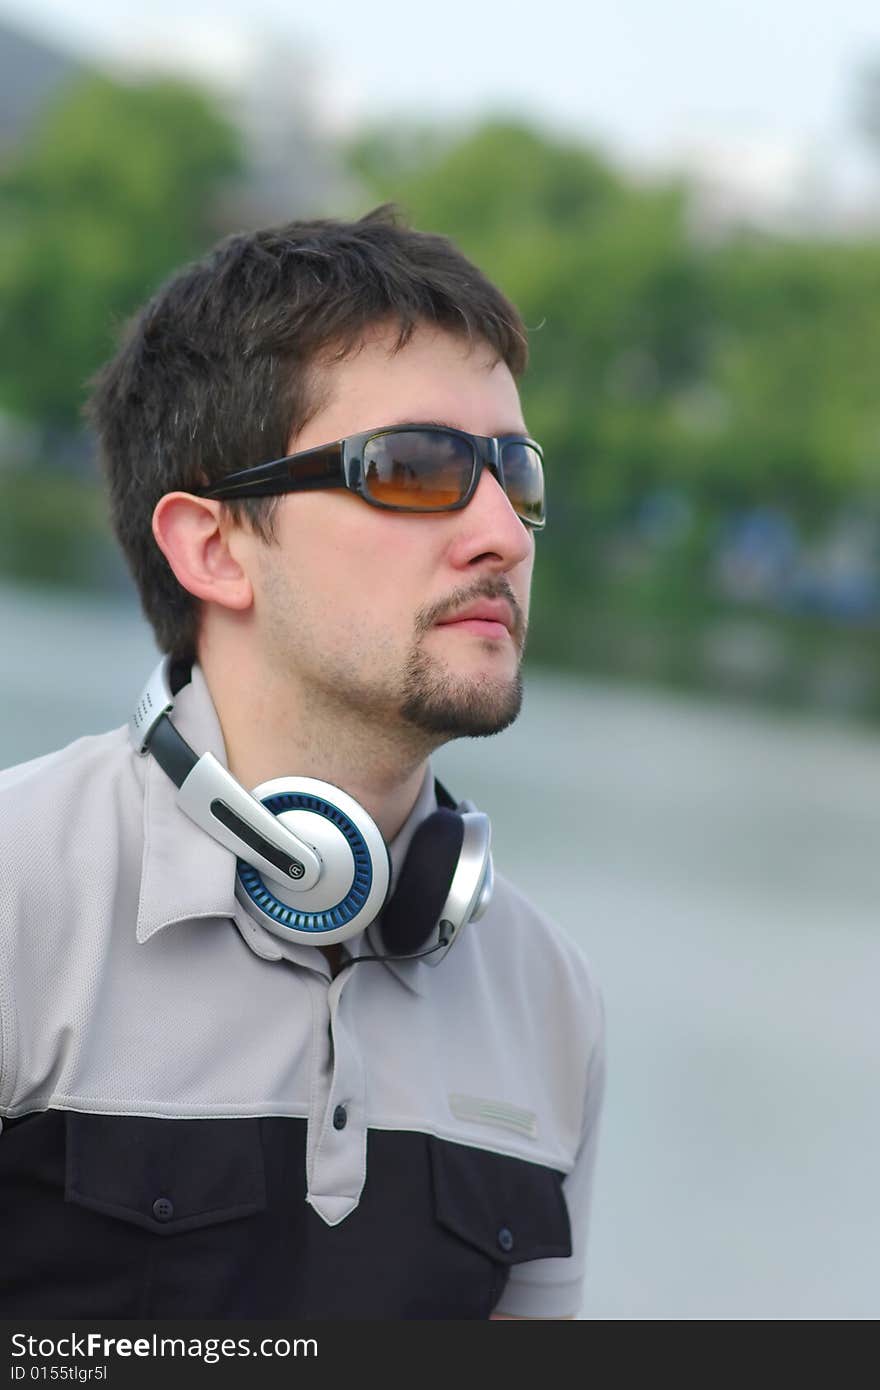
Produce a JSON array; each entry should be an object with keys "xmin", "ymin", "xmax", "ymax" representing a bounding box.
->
[{"xmin": 152, "ymin": 492, "xmax": 253, "ymax": 612}]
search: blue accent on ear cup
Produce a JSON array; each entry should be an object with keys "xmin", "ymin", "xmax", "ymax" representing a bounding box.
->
[{"xmin": 236, "ymin": 790, "xmax": 372, "ymax": 934}]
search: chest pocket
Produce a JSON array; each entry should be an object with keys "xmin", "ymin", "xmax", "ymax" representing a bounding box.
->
[
  {"xmin": 65, "ymin": 1112, "xmax": 266, "ymax": 1235},
  {"xmin": 428, "ymin": 1136, "xmax": 571, "ymax": 1311}
]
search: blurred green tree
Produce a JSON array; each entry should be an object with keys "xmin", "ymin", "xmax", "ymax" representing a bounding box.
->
[
  {"xmin": 0, "ymin": 74, "xmax": 242, "ymax": 429},
  {"xmin": 701, "ymin": 238, "xmax": 880, "ymax": 518}
]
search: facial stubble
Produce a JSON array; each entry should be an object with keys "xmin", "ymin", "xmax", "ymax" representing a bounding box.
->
[
  {"xmin": 255, "ymin": 544, "xmax": 527, "ymax": 740},
  {"xmin": 399, "ymin": 636, "xmax": 525, "ymax": 738}
]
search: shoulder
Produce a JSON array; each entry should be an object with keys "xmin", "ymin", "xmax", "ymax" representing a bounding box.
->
[
  {"xmin": 484, "ymin": 869, "xmax": 601, "ymax": 997},
  {"xmin": 0, "ymin": 723, "xmax": 138, "ymax": 818},
  {"xmin": 466, "ymin": 867, "xmax": 605, "ymax": 1065},
  {"xmin": 0, "ymin": 726, "xmax": 145, "ymax": 1109},
  {"xmin": 0, "ymin": 725, "xmax": 144, "ymax": 890}
]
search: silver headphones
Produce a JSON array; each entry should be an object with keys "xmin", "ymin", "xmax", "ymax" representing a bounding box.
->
[{"xmin": 130, "ymin": 659, "xmax": 494, "ymax": 964}]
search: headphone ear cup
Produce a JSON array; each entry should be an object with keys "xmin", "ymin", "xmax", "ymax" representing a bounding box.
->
[
  {"xmin": 379, "ymin": 809, "xmax": 465, "ymax": 955},
  {"xmin": 234, "ymin": 774, "xmax": 391, "ymax": 945}
]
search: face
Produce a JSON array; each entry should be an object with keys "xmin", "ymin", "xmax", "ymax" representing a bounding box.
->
[{"xmin": 244, "ymin": 321, "xmax": 536, "ymax": 741}]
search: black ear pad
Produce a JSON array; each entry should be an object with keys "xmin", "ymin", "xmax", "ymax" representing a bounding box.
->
[{"xmin": 379, "ymin": 809, "xmax": 465, "ymax": 955}]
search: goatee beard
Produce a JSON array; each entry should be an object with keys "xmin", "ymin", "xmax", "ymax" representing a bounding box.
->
[{"xmin": 398, "ymin": 644, "xmax": 524, "ymax": 737}]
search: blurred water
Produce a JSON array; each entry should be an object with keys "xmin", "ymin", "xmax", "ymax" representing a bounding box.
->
[{"xmin": 2, "ymin": 580, "xmax": 879, "ymax": 1320}]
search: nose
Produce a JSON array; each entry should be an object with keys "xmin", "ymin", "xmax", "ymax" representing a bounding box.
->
[{"xmin": 446, "ymin": 464, "xmax": 534, "ymax": 573}]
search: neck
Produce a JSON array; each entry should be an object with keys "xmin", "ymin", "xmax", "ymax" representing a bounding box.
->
[{"xmin": 198, "ymin": 651, "xmax": 440, "ymax": 844}]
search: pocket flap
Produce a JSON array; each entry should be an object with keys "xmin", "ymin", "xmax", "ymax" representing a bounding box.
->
[
  {"xmin": 429, "ymin": 1137, "xmax": 571, "ymax": 1266},
  {"xmin": 65, "ymin": 1113, "xmax": 266, "ymax": 1236}
]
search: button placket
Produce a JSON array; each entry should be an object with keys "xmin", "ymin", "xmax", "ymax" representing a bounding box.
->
[{"xmin": 305, "ymin": 966, "xmax": 367, "ymax": 1227}]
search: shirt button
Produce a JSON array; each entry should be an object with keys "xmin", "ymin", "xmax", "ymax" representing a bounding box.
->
[
  {"xmin": 152, "ymin": 1197, "xmax": 174, "ymax": 1222},
  {"xmin": 497, "ymin": 1226, "xmax": 514, "ymax": 1253},
  {"xmin": 332, "ymin": 1104, "xmax": 348, "ymax": 1131}
]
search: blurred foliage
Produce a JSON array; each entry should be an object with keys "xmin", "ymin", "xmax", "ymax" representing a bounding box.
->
[
  {"xmin": 0, "ymin": 74, "xmax": 242, "ymax": 426},
  {"xmin": 0, "ymin": 469, "xmax": 113, "ymax": 588}
]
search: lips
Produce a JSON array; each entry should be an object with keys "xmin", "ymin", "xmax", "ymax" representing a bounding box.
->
[{"xmin": 436, "ymin": 599, "xmax": 514, "ymax": 632}]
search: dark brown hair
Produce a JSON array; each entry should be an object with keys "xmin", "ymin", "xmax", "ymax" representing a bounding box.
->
[{"xmin": 87, "ymin": 204, "xmax": 528, "ymax": 659}]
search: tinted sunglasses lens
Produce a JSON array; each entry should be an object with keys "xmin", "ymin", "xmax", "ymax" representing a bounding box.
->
[
  {"xmin": 362, "ymin": 430, "xmax": 475, "ymax": 510},
  {"xmin": 502, "ymin": 442, "xmax": 545, "ymax": 526}
]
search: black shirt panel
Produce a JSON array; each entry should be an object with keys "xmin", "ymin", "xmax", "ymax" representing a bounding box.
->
[{"xmin": 0, "ymin": 1111, "xmax": 571, "ymax": 1319}]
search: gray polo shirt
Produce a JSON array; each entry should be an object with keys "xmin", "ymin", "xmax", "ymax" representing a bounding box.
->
[{"xmin": 0, "ymin": 665, "xmax": 605, "ymax": 1319}]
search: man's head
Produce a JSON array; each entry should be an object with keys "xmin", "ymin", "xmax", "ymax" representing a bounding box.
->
[{"xmin": 89, "ymin": 206, "xmax": 537, "ymax": 743}]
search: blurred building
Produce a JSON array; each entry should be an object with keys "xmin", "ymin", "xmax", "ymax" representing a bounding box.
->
[
  {"xmin": 107, "ymin": 18, "xmax": 358, "ymax": 227},
  {"xmin": 635, "ymin": 128, "xmax": 880, "ymax": 240},
  {"xmin": 0, "ymin": 19, "xmax": 85, "ymax": 153},
  {"xmin": 0, "ymin": 16, "xmax": 357, "ymax": 226}
]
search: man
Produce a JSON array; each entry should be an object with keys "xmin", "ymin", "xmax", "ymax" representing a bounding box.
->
[{"xmin": 0, "ymin": 206, "xmax": 605, "ymax": 1319}]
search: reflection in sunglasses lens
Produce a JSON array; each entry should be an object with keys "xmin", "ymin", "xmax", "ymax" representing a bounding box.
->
[
  {"xmin": 363, "ymin": 431, "xmax": 475, "ymax": 509},
  {"xmin": 502, "ymin": 442, "xmax": 544, "ymax": 526}
]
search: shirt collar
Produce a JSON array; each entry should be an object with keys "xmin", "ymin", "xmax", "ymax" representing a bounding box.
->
[
  {"xmin": 136, "ymin": 663, "xmax": 237, "ymax": 944},
  {"xmin": 135, "ymin": 664, "xmax": 437, "ymax": 997}
]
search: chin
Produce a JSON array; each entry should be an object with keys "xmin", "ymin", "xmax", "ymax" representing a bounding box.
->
[{"xmin": 399, "ymin": 667, "xmax": 524, "ymax": 739}]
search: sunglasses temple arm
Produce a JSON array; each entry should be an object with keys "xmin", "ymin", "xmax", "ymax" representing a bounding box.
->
[{"xmin": 199, "ymin": 444, "xmax": 346, "ymax": 499}]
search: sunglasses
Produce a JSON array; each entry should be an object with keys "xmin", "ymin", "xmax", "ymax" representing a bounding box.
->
[{"xmin": 195, "ymin": 423, "xmax": 546, "ymax": 530}]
